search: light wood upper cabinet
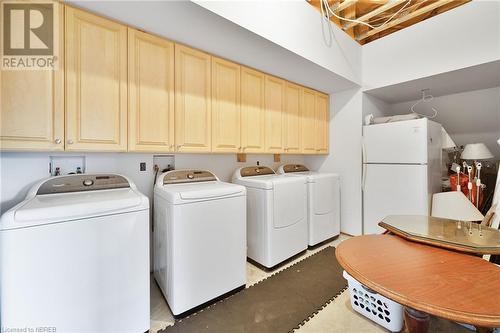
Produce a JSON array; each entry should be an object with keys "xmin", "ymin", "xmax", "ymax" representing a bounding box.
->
[
  {"xmin": 65, "ymin": 7, "xmax": 128, "ymax": 151},
  {"xmin": 175, "ymin": 44, "xmax": 211, "ymax": 153},
  {"xmin": 128, "ymin": 28, "xmax": 174, "ymax": 152},
  {"xmin": 315, "ymin": 92, "xmax": 329, "ymax": 154},
  {"xmin": 301, "ymin": 88, "xmax": 317, "ymax": 154},
  {"xmin": 0, "ymin": 2, "xmax": 64, "ymax": 151},
  {"xmin": 1, "ymin": 3, "xmax": 330, "ymax": 155},
  {"xmin": 241, "ymin": 67, "xmax": 266, "ymax": 154},
  {"xmin": 283, "ymin": 82, "xmax": 301, "ymax": 154},
  {"xmin": 264, "ymin": 75, "xmax": 285, "ymax": 153},
  {"xmin": 211, "ymin": 57, "xmax": 241, "ymax": 153}
]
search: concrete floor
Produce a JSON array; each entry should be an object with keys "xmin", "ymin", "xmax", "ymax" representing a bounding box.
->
[{"xmin": 149, "ymin": 234, "xmax": 477, "ymax": 333}]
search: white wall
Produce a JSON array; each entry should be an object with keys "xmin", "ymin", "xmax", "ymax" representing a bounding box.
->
[
  {"xmin": 193, "ymin": 0, "xmax": 362, "ymax": 85},
  {"xmin": 362, "ymin": 93, "xmax": 391, "ymax": 118},
  {"xmin": 0, "ymin": 153, "xmax": 304, "ymax": 214},
  {"xmin": 390, "ymin": 87, "xmax": 500, "ymax": 158},
  {"xmin": 306, "ymin": 88, "xmax": 363, "ymax": 236},
  {"xmin": 363, "ymin": 1, "xmax": 500, "ymax": 90}
]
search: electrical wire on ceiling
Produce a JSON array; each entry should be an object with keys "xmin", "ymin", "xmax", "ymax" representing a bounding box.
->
[
  {"xmin": 320, "ymin": 0, "xmax": 412, "ymax": 30},
  {"xmin": 409, "ymin": 89, "xmax": 438, "ymax": 119}
]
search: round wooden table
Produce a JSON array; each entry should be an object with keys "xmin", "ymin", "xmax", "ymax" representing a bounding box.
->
[{"xmin": 336, "ymin": 235, "xmax": 500, "ymax": 333}]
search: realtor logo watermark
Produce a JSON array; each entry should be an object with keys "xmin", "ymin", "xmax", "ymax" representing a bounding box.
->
[{"xmin": 1, "ymin": 1, "xmax": 59, "ymax": 70}]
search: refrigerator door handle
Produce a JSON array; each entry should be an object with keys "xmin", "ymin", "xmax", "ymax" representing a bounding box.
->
[{"xmin": 362, "ymin": 138, "xmax": 367, "ymax": 191}]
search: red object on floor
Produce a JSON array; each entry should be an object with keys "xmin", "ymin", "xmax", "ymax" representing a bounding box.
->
[{"xmin": 450, "ymin": 173, "xmax": 469, "ymax": 195}]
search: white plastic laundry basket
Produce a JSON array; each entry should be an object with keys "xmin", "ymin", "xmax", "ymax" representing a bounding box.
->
[{"xmin": 343, "ymin": 270, "xmax": 404, "ymax": 332}]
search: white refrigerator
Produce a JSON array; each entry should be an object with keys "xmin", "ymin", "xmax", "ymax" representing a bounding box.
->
[{"xmin": 362, "ymin": 118, "xmax": 442, "ymax": 234}]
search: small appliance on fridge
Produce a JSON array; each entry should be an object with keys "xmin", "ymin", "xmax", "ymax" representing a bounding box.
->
[{"xmin": 362, "ymin": 118, "xmax": 442, "ymax": 234}]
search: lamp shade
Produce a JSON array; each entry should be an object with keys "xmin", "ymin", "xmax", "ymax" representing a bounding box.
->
[
  {"xmin": 441, "ymin": 128, "xmax": 456, "ymax": 149},
  {"xmin": 432, "ymin": 191, "xmax": 484, "ymax": 221},
  {"xmin": 461, "ymin": 143, "xmax": 494, "ymax": 160}
]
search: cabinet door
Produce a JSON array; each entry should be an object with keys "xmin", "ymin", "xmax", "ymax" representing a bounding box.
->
[
  {"xmin": 264, "ymin": 75, "xmax": 285, "ymax": 153},
  {"xmin": 65, "ymin": 7, "xmax": 127, "ymax": 151},
  {"xmin": 128, "ymin": 28, "xmax": 174, "ymax": 152},
  {"xmin": 0, "ymin": 1, "xmax": 64, "ymax": 151},
  {"xmin": 211, "ymin": 57, "xmax": 240, "ymax": 153},
  {"xmin": 315, "ymin": 92, "xmax": 329, "ymax": 154},
  {"xmin": 301, "ymin": 88, "xmax": 316, "ymax": 154},
  {"xmin": 175, "ymin": 44, "xmax": 211, "ymax": 153},
  {"xmin": 283, "ymin": 82, "xmax": 301, "ymax": 154},
  {"xmin": 241, "ymin": 67, "xmax": 265, "ymax": 153}
]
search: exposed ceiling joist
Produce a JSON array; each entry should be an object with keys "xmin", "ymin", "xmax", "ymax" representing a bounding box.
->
[
  {"xmin": 343, "ymin": 0, "xmax": 405, "ymax": 30},
  {"xmin": 308, "ymin": 0, "xmax": 470, "ymax": 44},
  {"xmin": 356, "ymin": 0, "xmax": 454, "ymax": 41},
  {"xmin": 335, "ymin": 0, "xmax": 358, "ymax": 12}
]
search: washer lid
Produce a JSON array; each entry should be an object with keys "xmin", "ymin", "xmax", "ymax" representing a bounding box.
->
[
  {"xmin": 0, "ymin": 187, "xmax": 149, "ymax": 231},
  {"xmin": 276, "ymin": 165, "xmax": 339, "ymax": 183},
  {"xmin": 233, "ymin": 174, "xmax": 307, "ymax": 190},
  {"xmin": 156, "ymin": 181, "xmax": 246, "ymax": 204}
]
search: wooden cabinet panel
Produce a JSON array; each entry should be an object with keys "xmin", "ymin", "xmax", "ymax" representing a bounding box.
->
[
  {"xmin": 212, "ymin": 57, "xmax": 240, "ymax": 153},
  {"xmin": 0, "ymin": 2, "xmax": 64, "ymax": 151},
  {"xmin": 241, "ymin": 67, "xmax": 265, "ymax": 154},
  {"xmin": 315, "ymin": 92, "xmax": 329, "ymax": 154},
  {"xmin": 65, "ymin": 7, "xmax": 127, "ymax": 151},
  {"xmin": 301, "ymin": 88, "xmax": 317, "ymax": 154},
  {"xmin": 264, "ymin": 75, "xmax": 285, "ymax": 153},
  {"xmin": 284, "ymin": 82, "xmax": 301, "ymax": 154},
  {"xmin": 175, "ymin": 44, "xmax": 211, "ymax": 153},
  {"xmin": 128, "ymin": 28, "xmax": 174, "ymax": 152}
]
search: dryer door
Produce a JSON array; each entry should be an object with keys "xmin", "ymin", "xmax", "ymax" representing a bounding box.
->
[{"xmin": 273, "ymin": 180, "xmax": 307, "ymax": 228}]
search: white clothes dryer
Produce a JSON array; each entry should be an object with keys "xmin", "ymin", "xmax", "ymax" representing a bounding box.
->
[
  {"xmin": 276, "ymin": 164, "xmax": 340, "ymax": 246},
  {"xmin": 232, "ymin": 166, "xmax": 307, "ymax": 268}
]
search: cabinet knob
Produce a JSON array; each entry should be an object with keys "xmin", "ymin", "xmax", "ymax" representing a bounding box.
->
[
  {"xmin": 67, "ymin": 139, "xmax": 74, "ymax": 145},
  {"xmin": 177, "ymin": 144, "xmax": 182, "ymax": 149},
  {"xmin": 54, "ymin": 138, "xmax": 61, "ymax": 144}
]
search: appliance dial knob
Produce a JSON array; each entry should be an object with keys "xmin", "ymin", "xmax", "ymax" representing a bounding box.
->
[{"xmin": 83, "ymin": 179, "xmax": 94, "ymax": 186}]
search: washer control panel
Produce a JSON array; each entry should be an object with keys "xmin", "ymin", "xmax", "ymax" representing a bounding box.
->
[
  {"xmin": 240, "ymin": 166, "xmax": 275, "ymax": 177},
  {"xmin": 37, "ymin": 174, "xmax": 129, "ymax": 195},
  {"xmin": 282, "ymin": 164, "xmax": 309, "ymax": 173},
  {"xmin": 163, "ymin": 170, "xmax": 217, "ymax": 185}
]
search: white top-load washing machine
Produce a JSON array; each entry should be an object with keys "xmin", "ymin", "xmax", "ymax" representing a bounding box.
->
[
  {"xmin": 154, "ymin": 170, "xmax": 246, "ymax": 316},
  {"xmin": 232, "ymin": 166, "xmax": 308, "ymax": 268},
  {"xmin": 0, "ymin": 174, "xmax": 150, "ymax": 332},
  {"xmin": 276, "ymin": 164, "xmax": 340, "ymax": 246}
]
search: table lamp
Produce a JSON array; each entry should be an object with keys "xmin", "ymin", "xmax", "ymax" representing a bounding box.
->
[
  {"xmin": 431, "ymin": 191, "xmax": 484, "ymax": 221},
  {"xmin": 461, "ymin": 143, "xmax": 494, "ymax": 161}
]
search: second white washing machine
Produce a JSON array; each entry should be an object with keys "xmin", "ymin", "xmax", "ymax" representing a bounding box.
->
[
  {"xmin": 232, "ymin": 166, "xmax": 308, "ymax": 268},
  {"xmin": 277, "ymin": 164, "xmax": 340, "ymax": 246},
  {"xmin": 154, "ymin": 169, "xmax": 247, "ymax": 316}
]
